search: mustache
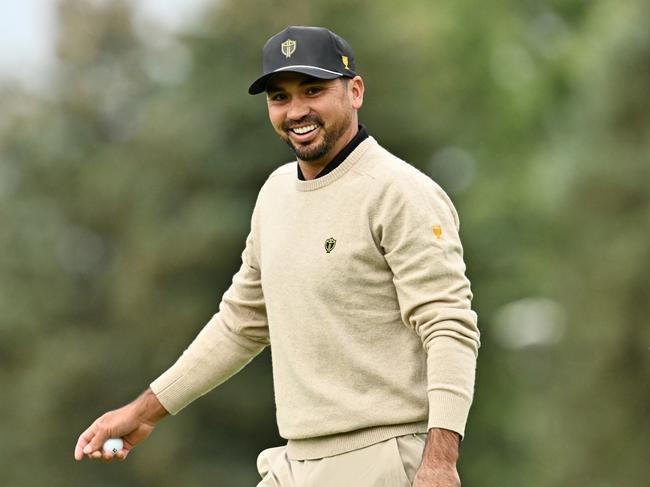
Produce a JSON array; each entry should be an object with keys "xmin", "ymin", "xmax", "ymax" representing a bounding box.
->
[{"xmin": 283, "ymin": 115, "xmax": 324, "ymax": 131}]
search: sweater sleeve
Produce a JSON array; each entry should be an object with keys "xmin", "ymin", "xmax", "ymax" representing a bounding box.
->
[
  {"xmin": 377, "ymin": 173, "xmax": 480, "ymax": 438},
  {"xmin": 150, "ymin": 226, "xmax": 269, "ymax": 415}
]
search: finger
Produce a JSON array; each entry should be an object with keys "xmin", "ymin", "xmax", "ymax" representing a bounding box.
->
[
  {"xmin": 88, "ymin": 450, "xmax": 103, "ymax": 460},
  {"xmin": 84, "ymin": 423, "xmax": 111, "ymax": 454},
  {"xmin": 75, "ymin": 424, "xmax": 98, "ymax": 460},
  {"xmin": 74, "ymin": 436, "xmax": 88, "ymax": 461},
  {"xmin": 112, "ymin": 439, "xmax": 130, "ymax": 459},
  {"xmin": 102, "ymin": 451, "xmax": 115, "ymax": 462},
  {"xmin": 123, "ymin": 437, "xmax": 134, "ymax": 451}
]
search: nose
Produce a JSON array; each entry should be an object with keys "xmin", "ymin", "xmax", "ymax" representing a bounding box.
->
[{"xmin": 286, "ymin": 97, "xmax": 310, "ymax": 121}]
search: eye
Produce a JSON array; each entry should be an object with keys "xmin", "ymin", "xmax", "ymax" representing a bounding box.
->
[
  {"xmin": 268, "ymin": 93, "xmax": 287, "ymax": 102},
  {"xmin": 306, "ymin": 86, "xmax": 323, "ymax": 96}
]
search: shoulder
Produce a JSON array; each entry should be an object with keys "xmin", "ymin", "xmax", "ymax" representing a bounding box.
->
[
  {"xmin": 358, "ymin": 140, "xmax": 458, "ymax": 224},
  {"xmin": 257, "ymin": 161, "xmax": 295, "ymax": 195},
  {"xmin": 266, "ymin": 161, "xmax": 295, "ymax": 182},
  {"xmin": 357, "ymin": 140, "xmax": 436, "ymax": 191}
]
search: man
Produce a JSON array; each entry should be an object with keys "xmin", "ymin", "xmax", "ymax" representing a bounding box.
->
[{"xmin": 74, "ymin": 26, "xmax": 480, "ymax": 487}]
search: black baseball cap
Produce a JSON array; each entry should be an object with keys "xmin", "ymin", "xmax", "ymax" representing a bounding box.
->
[{"xmin": 248, "ymin": 26, "xmax": 357, "ymax": 95}]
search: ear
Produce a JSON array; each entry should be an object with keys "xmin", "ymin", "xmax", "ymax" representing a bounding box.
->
[{"xmin": 349, "ymin": 76, "xmax": 365, "ymax": 110}]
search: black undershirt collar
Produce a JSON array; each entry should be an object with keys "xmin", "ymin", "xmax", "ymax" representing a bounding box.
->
[{"xmin": 297, "ymin": 124, "xmax": 369, "ymax": 181}]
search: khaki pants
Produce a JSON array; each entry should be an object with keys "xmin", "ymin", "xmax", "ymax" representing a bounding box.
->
[{"xmin": 256, "ymin": 433, "xmax": 426, "ymax": 487}]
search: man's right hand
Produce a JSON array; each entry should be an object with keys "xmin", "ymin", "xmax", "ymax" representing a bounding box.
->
[{"xmin": 74, "ymin": 388, "xmax": 168, "ymax": 462}]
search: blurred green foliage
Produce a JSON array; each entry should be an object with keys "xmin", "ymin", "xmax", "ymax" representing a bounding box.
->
[{"xmin": 0, "ymin": 0, "xmax": 648, "ymax": 485}]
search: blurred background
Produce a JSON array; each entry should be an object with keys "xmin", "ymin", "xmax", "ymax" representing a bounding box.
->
[{"xmin": 1, "ymin": 0, "xmax": 648, "ymax": 485}]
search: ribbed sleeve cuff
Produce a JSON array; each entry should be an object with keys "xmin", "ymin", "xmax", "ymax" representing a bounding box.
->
[
  {"xmin": 150, "ymin": 371, "xmax": 190, "ymax": 416},
  {"xmin": 427, "ymin": 389, "xmax": 472, "ymax": 439}
]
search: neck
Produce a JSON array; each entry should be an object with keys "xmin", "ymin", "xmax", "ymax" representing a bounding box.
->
[{"xmin": 298, "ymin": 122, "xmax": 358, "ymax": 180}]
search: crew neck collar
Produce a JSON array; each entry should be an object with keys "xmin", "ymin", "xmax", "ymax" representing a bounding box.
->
[{"xmin": 294, "ymin": 136, "xmax": 377, "ymax": 192}]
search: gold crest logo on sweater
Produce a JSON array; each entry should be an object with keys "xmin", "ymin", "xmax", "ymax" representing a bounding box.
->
[
  {"xmin": 324, "ymin": 237, "xmax": 336, "ymax": 253},
  {"xmin": 432, "ymin": 225, "xmax": 443, "ymax": 239}
]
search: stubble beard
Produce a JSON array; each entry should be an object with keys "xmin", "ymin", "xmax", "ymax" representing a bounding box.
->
[{"xmin": 283, "ymin": 110, "xmax": 353, "ymax": 163}]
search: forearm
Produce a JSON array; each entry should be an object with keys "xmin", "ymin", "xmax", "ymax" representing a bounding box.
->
[
  {"xmin": 151, "ymin": 236, "xmax": 269, "ymax": 414},
  {"xmin": 151, "ymin": 313, "xmax": 268, "ymax": 414},
  {"xmin": 425, "ymin": 330, "xmax": 478, "ymax": 436}
]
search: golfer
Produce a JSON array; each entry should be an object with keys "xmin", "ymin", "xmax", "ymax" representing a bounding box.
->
[{"xmin": 74, "ymin": 26, "xmax": 480, "ymax": 487}]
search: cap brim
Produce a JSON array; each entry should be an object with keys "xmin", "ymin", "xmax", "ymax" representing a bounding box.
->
[{"xmin": 248, "ymin": 66, "xmax": 347, "ymax": 95}]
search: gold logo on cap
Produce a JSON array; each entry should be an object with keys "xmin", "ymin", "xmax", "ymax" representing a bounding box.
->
[
  {"xmin": 341, "ymin": 55, "xmax": 350, "ymax": 70},
  {"xmin": 281, "ymin": 39, "xmax": 296, "ymax": 58}
]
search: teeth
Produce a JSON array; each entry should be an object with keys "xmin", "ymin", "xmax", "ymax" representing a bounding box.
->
[{"xmin": 292, "ymin": 124, "xmax": 318, "ymax": 135}]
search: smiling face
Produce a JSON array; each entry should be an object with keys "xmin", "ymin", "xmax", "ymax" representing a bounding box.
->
[{"xmin": 266, "ymin": 72, "xmax": 364, "ymax": 173}]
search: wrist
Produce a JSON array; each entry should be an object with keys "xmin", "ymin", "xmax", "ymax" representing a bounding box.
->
[
  {"xmin": 131, "ymin": 388, "xmax": 169, "ymax": 425},
  {"xmin": 422, "ymin": 428, "xmax": 460, "ymax": 465}
]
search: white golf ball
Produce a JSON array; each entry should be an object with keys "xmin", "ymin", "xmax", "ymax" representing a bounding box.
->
[{"xmin": 102, "ymin": 438, "xmax": 124, "ymax": 455}]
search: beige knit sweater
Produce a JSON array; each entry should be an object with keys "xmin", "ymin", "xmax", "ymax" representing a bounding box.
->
[{"xmin": 150, "ymin": 137, "xmax": 480, "ymax": 460}]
